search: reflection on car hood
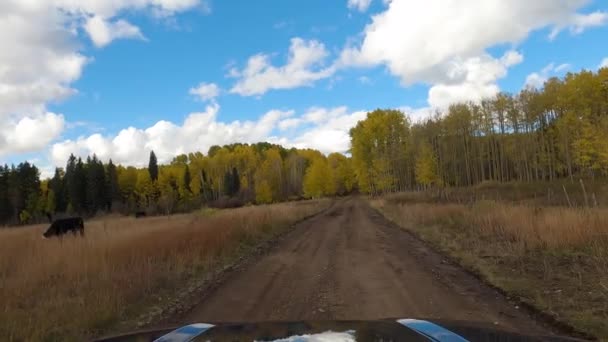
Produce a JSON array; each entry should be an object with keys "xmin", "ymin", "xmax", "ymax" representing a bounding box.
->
[
  {"xmin": 256, "ymin": 330, "xmax": 356, "ymax": 342},
  {"xmin": 96, "ymin": 319, "xmax": 583, "ymax": 342}
]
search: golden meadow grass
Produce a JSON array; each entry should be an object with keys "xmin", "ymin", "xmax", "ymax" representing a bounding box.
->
[
  {"xmin": 0, "ymin": 200, "xmax": 329, "ymax": 341},
  {"xmin": 371, "ymin": 196, "xmax": 608, "ymax": 339}
]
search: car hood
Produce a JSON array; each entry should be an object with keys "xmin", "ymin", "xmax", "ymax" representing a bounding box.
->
[{"xmin": 96, "ymin": 319, "xmax": 582, "ymax": 342}]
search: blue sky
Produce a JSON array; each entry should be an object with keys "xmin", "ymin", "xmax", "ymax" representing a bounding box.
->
[{"xmin": 1, "ymin": 0, "xmax": 607, "ymax": 177}]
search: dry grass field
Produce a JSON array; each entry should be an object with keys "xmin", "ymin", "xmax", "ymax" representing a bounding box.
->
[
  {"xmin": 371, "ymin": 194, "xmax": 608, "ymax": 339},
  {"xmin": 397, "ymin": 180, "xmax": 608, "ymax": 208},
  {"xmin": 0, "ymin": 200, "xmax": 330, "ymax": 341}
]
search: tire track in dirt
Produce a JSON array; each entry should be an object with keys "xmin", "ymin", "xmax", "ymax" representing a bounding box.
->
[{"xmin": 176, "ymin": 197, "xmax": 556, "ymax": 336}]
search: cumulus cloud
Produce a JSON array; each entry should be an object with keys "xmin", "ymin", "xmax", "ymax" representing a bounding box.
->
[
  {"xmin": 524, "ymin": 62, "xmax": 571, "ymax": 89},
  {"xmin": 600, "ymin": 57, "xmax": 608, "ymax": 69},
  {"xmin": 273, "ymin": 106, "xmax": 368, "ymax": 154},
  {"xmin": 348, "ymin": 0, "xmax": 372, "ymax": 12},
  {"xmin": 230, "ymin": 38, "xmax": 336, "ymax": 96},
  {"xmin": 399, "ymin": 106, "xmax": 435, "ymax": 123},
  {"xmin": 50, "ymin": 105, "xmax": 368, "ymax": 167},
  {"xmin": 0, "ymin": 2, "xmax": 86, "ymax": 156},
  {"xmin": 0, "ymin": 0, "xmax": 200, "ymax": 157},
  {"xmin": 341, "ymin": 0, "xmax": 606, "ymax": 107},
  {"xmin": 277, "ymin": 118, "xmax": 303, "ymax": 131},
  {"xmin": 0, "ymin": 113, "xmax": 66, "ymax": 156},
  {"xmin": 84, "ymin": 15, "xmax": 146, "ymax": 47},
  {"xmin": 427, "ymin": 51, "xmax": 523, "ymax": 108},
  {"xmin": 550, "ymin": 11, "xmax": 608, "ymax": 38},
  {"xmin": 189, "ymin": 82, "xmax": 220, "ymax": 101},
  {"xmin": 286, "ymin": 109, "xmax": 367, "ymax": 154},
  {"xmin": 50, "ymin": 104, "xmax": 294, "ymax": 167}
]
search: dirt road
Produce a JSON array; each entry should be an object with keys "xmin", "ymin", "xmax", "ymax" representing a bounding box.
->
[{"xmin": 178, "ymin": 197, "xmax": 550, "ymax": 334}]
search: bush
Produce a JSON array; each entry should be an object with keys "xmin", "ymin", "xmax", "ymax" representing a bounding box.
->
[{"xmin": 209, "ymin": 196, "xmax": 244, "ymax": 209}]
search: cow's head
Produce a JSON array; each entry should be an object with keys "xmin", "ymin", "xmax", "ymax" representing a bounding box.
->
[{"xmin": 42, "ymin": 226, "xmax": 56, "ymax": 239}]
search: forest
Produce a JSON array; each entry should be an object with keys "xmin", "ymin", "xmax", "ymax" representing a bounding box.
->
[
  {"xmin": 1, "ymin": 68, "xmax": 607, "ymax": 225},
  {"xmin": 351, "ymin": 68, "xmax": 608, "ymax": 193},
  {"xmin": 0, "ymin": 143, "xmax": 355, "ymax": 225}
]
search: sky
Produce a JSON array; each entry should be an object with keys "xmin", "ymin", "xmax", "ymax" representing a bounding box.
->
[{"xmin": 1, "ymin": 0, "xmax": 607, "ymax": 178}]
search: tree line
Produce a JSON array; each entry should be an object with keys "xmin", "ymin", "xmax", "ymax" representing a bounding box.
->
[
  {"xmin": 350, "ymin": 68, "xmax": 608, "ymax": 193},
  {"xmin": 0, "ymin": 143, "xmax": 355, "ymax": 225},
  {"xmin": 1, "ymin": 68, "xmax": 606, "ymax": 225}
]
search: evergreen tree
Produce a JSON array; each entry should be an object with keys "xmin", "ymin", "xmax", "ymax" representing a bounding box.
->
[
  {"xmin": 86, "ymin": 155, "xmax": 106, "ymax": 214},
  {"xmin": 6, "ymin": 163, "xmax": 41, "ymax": 222},
  {"xmin": 49, "ymin": 168, "xmax": 67, "ymax": 213},
  {"xmin": 0, "ymin": 165, "xmax": 13, "ymax": 223},
  {"xmin": 105, "ymin": 159, "xmax": 120, "ymax": 210},
  {"xmin": 66, "ymin": 157, "xmax": 87, "ymax": 214},
  {"xmin": 183, "ymin": 165, "xmax": 191, "ymax": 193},
  {"xmin": 148, "ymin": 151, "xmax": 159, "ymax": 182}
]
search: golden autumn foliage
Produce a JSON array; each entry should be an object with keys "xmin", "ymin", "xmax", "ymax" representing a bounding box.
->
[{"xmin": 350, "ymin": 68, "xmax": 608, "ymax": 194}]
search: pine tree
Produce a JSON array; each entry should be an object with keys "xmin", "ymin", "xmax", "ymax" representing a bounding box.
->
[
  {"xmin": 105, "ymin": 159, "xmax": 120, "ymax": 211},
  {"xmin": 148, "ymin": 150, "xmax": 159, "ymax": 182},
  {"xmin": 183, "ymin": 165, "xmax": 191, "ymax": 193},
  {"xmin": 6, "ymin": 163, "xmax": 41, "ymax": 222},
  {"xmin": 85, "ymin": 155, "xmax": 106, "ymax": 214},
  {"xmin": 49, "ymin": 168, "xmax": 67, "ymax": 213},
  {"xmin": 0, "ymin": 165, "xmax": 12, "ymax": 223},
  {"xmin": 66, "ymin": 157, "xmax": 87, "ymax": 214}
]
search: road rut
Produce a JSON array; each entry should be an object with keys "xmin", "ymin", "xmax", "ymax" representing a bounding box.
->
[{"xmin": 177, "ymin": 197, "xmax": 550, "ymax": 334}]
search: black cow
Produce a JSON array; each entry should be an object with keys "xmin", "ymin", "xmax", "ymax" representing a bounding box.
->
[
  {"xmin": 42, "ymin": 217, "xmax": 85, "ymax": 238},
  {"xmin": 134, "ymin": 211, "xmax": 147, "ymax": 218}
]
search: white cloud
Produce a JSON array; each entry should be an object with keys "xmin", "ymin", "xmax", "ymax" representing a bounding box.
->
[
  {"xmin": 278, "ymin": 118, "xmax": 303, "ymax": 131},
  {"xmin": 341, "ymin": 0, "xmax": 606, "ymax": 107},
  {"xmin": 84, "ymin": 15, "xmax": 146, "ymax": 47},
  {"xmin": 554, "ymin": 63, "xmax": 571, "ymax": 72},
  {"xmin": 50, "ymin": 104, "xmax": 294, "ymax": 167},
  {"xmin": 348, "ymin": 0, "xmax": 372, "ymax": 12},
  {"xmin": 52, "ymin": 0, "xmax": 201, "ymax": 18},
  {"xmin": 0, "ymin": 0, "xmax": 200, "ymax": 157},
  {"xmin": 524, "ymin": 73, "xmax": 546, "ymax": 89},
  {"xmin": 189, "ymin": 82, "xmax": 220, "ymax": 101},
  {"xmin": 570, "ymin": 11, "xmax": 608, "ymax": 34},
  {"xmin": 524, "ymin": 62, "xmax": 571, "ymax": 89},
  {"xmin": 428, "ymin": 51, "xmax": 523, "ymax": 108},
  {"xmin": 230, "ymin": 38, "xmax": 336, "ymax": 96},
  {"xmin": 600, "ymin": 58, "xmax": 608, "ymax": 69},
  {"xmin": 0, "ymin": 113, "xmax": 65, "ymax": 156},
  {"xmin": 277, "ymin": 106, "xmax": 354, "ymax": 131},
  {"xmin": 399, "ymin": 106, "xmax": 435, "ymax": 123},
  {"xmin": 49, "ymin": 105, "xmax": 368, "ymax": 167},
  {"xmin": 274, "ymin": 106, "xmax": 368, "ymax": 153},
  {"xmin": 284, "ymin": 108, "xmax": 367, "ymax": 154},
  {"xmin": 549, "ymin": 11, "xmax": 608, "ymax": 39}
]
